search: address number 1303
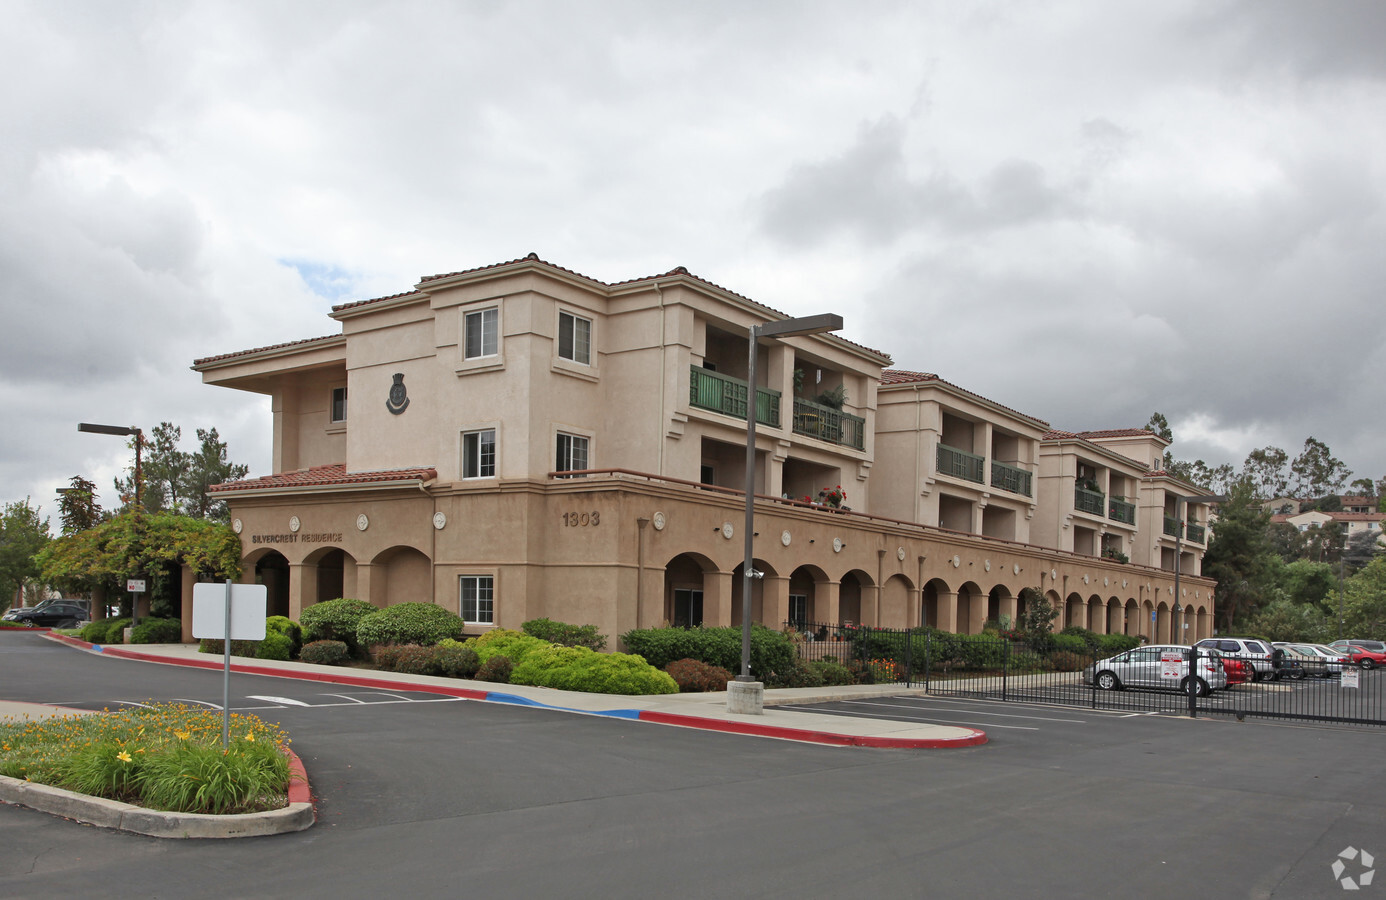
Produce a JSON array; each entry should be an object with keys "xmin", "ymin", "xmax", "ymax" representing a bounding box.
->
[{"xmin": 562, "ymin": 511, "xmax": 600, "ymax": 527}]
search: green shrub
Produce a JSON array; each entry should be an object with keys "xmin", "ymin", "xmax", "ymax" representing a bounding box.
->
[
  {"xmin": 1049, "ymin": 650, "xmax": 1090, "ymax": 672},
  {"xmin": 809, "ymin": 658, "xmax": 855, "ymax": 686},
  {"xmin": 383, "ymin": 644, "xmax": 437, "ymax": 675},
  {"xmin": 521, "ymin": 618, "xmax": 607, "ymax": 651},
  {"xmin": 476, "ymin": 654, "xmax": 513, "ymax": 683},
  {"xmin": 78, "ymin": 620, "xmax": 109, "ymax": 643},
  {"xmin": 1060, "ymin": 625, "xmax": 1098, "ymax": 649},
  {"xmin": 198, "ymin": 638, "xmax": 260, "ymax": 657},
  {"xmin": 101, "ymin": 618, "xmax": 132, "ymax": 644},
  {"xmin": 300, "ymin": 640, "xmax": 349, "ymax": 666},
  {"xmin": 130, "ymin": 617, "xmax": 182, "ymax": 644},
  {"xmin": 620, "ymin": 625, "xmax": 796, "ymax": 681},
  {"xmin": 371, "ymin": 644, "xmax": 405, "ymax": 670},
  {"xmin": 773, "ymin": 658, "xmax": 826, "ymax": 689},
  {"xmin": 511, "ymin": 645, "xmax": 678, "ymax": 695},
  {"xmin": 265, "ymin": 616, "xmax": 303, "ymax": 658},
  {"xmin": 255, "ymin": 631, "xmax": 294, "ymax": 661},
  {"xmin": 432, "ymin": 641, "xmax": 481, "ymax": 678},
  {"xmin": 471, "ymin": 630, "xmax": 548, "ymax": 667},
  {"xmin": 300, "ymin": 598, "xmax": 379, "ymax": 656},
  {"xmin": 1096, "ymin": 633, "xmax": 1141, "ymax": 655},
  {"xmin": 356, "ymin": 602, "xmax": 466, "ymax": 649},
  {"xmin": 1051, "ymin": 633, "xmax": 1091, "ymax": 655},
  {"xmin": 664, "ymin": 658, "xmax": 732, "ymax": 692}
]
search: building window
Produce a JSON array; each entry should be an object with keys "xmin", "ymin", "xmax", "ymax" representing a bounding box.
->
[
  {"xmin": 558, "ymin": 311, "xmax": 591, "ymax": 365},
  {"xmin": 464, "ymin": 308, "xmax": 498, "ymax": 359},
  {"xmin": 789, "ymin": 594, "xmax": 808, "ymax": 630},
  {"xmin": 460, "ymin": 575, "xmax": 494, "ymax": 625},
  {"xmin": 330, "ymin": 387, "xmax": 347, "ymax": 423},
  {"xmin": 462, "ymin": 429, "xmax": 496, "ymax": 479},
  {"xmin": 556, "ymin": 433, "xmax": 589, "ymax": 476}
]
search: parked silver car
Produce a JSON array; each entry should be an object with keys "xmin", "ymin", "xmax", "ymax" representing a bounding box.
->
[
  {"xmin": 1195, "ymin": 637, "xmax": 1278, "ymax": 681},
  {"xmin": 1083, "ymin": 644, "xmax": 1227, "ymax": 697},
  {"xmin": 1279, "ymin": 643, "xmax": 1348, "ymax": 677}
]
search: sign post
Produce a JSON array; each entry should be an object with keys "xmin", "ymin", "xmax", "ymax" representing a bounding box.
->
[{"xmin": 193, "ymin": 581, "xmax": 267, "ymax": 747}]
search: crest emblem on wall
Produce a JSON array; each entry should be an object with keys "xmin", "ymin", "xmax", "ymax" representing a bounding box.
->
[{"xmin": 386, "ymin": 373, "xmax": 410, "ymax": 415}]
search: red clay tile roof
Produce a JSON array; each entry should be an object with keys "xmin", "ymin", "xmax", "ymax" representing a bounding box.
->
[
  {"xmin": 192, "ymin": 335, "xmax": 343, "ymax": 368},
  {"xmin": 210, "ymin": 463, "xmax": 437, "ymax": 493},
  {"xmin": 879, "ymin": 370, "xmax": 1047, "ymax": 426},
  {"xmin": 1071, "ymin": 428, "xmax": 1166, "ymax": 441},
  {"xmin": 330, "ymin": 289, "xmax": 426, "ymax": 314}
]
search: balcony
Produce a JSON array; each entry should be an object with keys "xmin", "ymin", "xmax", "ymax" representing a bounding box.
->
[
  {"xmin": 1108, "ymin": 498, "xmax": 1135, "ymax": 525},
  {"xmin": 937, "ymin": 443, "xmax": 984, "ymax": 484},
  {"xmin": 791, "ymin": 397, "xmax": 865, "ymax": 450},
  {"xmin": 1186, "ymin": 523, "xmax": 1206, "ymax": 543},
  {"xmin": 990, "ymin": 460, "xmax": 1032, "ymax": 497},
  {"xmin": 689, "ymin": 366, "xmax": 780, "ymax": 427},
  {"xmin": 1074, "ymin": 485, "xmax": 1105, "ymax": 516},
  {"xmin": 1163, "ymin": 516, "xmax": 1181, "ymax": 537}
]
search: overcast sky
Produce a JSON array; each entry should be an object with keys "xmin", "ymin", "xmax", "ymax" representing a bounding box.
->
[{"xmin": 3, "ymin": 0, "xmax": 1383, "ymax": 525}]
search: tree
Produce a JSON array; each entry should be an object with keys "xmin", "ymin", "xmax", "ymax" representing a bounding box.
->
[
  {"xmin": 1343, "ymin": 529, "xmax": 1382, "ymax": 574},
  {"xmin": 1289, "ymin": 437, "xmax": 1352, "ymax": 499},
  {"xmin": 183, "ymin": 428, "xmax": 249, "ymax": 522},
  {"xmin": 1243, "ymin": 446, "xmax": 1290, "ymax": 499},
  {"xmin": 0, "ymin": 499, "xmax": 51, "ymax": 612},
  {"xmin": 1349, "ymin": 478, "xmax": 1377, "ymax": 498},
  {"xmin": 1342, "ymin": 556, "xmax": 1386, "ymax": 640},
  {"xmin": 1165, "ymin": 458, "xmax": 1234, "ymax": 495},
  {"xmin": 1201, "ymin": 477, "xmax": 1278, "ymax": 631},
  {"xmin": 56, "ymin": 475, "xmax": 103, "ymax": 534},
  {"xmin": 1278, "ymin": 559, "xmax": 1337, "ymax": 606},
  {"xmin": 1145, "ymin": 411, "xmax": 1173, "ymax": 443}
]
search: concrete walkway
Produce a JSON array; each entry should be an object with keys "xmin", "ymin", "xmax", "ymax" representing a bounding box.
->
[{"xmin": 10, "ymin": 633, "xmax": 986, "ymax": 750}]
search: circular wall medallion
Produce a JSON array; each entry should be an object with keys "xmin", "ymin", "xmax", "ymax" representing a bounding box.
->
[
  {"xmin": 1050, "ymin": 569, "xmax": 1058, "ymax": 580},
  {"xmin": 1083, "ymin": 574, "xmax": 1090, "ymax": 585},
  {"xmin": 1103, "ymin": 577, "xmax": 1110, "ymax": 587},
  {"xmin": 897, "ymin": 547, "xmax": 906, "ymax": 561},
  {"xmin": 289, "ymin": 515, "xmax": 301, "ymax": 533},
  {"xmin": 1013, "ymin": 564, "xmax": 1021, "ymax": 576},
  {"xmin": 781, "ymin": 530, "xmax": 792, "ymax": 547},
  {"xmin": 652, "ymin": 511, "xmax": 666, "ymax": 531},
  {"xmin": 1122, "ymin": 579, "xmax": 1128, "ymax": 589},
  {"xmin": 357, "ymin": 514, "xmax": 370, "ymax": 532},
  {"xmin": 984, "ymin": 560, "xmax": 991, "ymax": 572},
  {"xmin": 433, "ymin": 512, "xmax": 447, "ymax": 530},
  {"xmin": 721, "ymin": 522, "xmax": 734, "ymax": 540},
  {"xmin": 232, "ymin": 518, "xmax": 243, "ymax": 534},
  {"xmin": 952, "ymin": 555, "xmax": 961, "ymax": 568},
  {"xmin": 832, "ymin": 537, "xmax": 844, "ymax": 553}
]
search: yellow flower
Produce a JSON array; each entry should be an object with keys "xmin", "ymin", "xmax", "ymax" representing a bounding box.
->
[
  {"xmin": 116, "ymin": 750, "xmax": 132, "ymax": 763},
  {"xmin": 174, "ymin": 730, "xmax": 190, "ymax": 741},
  {"xmin": 244, "ymin": 731, "xmax": 256, "ymax": 742}
]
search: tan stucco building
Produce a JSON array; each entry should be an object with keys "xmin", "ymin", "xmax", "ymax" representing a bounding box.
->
[{"xmin": 192, "ymin": 255, "xmax": 1217, "ymax": 646}]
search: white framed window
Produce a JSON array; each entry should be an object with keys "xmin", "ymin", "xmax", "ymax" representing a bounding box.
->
[
  {"xmin": 464, "ymin": 307, "xmax": 498, "ymax": 359},
  {"xmin": 789, "ymin": 594, "xmax": 808, "ymax": 630},
  {"xmin": 462, "ymin": 428, "xmax": 496, "ymax": 479},
  {"xmin": 556, "ymin": 432, "xmax": 589, "ymax": 476},
  {"xmin": 330, "ymin": 386, "xmax": 348, "ymax": 423},
  {"xmin": 558, "ymin": 311, "xmax": 592, "ymax": 365},
  {"xmin": 460, "ymin": 575, "xmax": 494, "ymax": 625}
]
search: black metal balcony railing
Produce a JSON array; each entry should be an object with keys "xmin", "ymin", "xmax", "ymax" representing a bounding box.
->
[
  {"xmin": 990, "ymin": 460, "xmax": 1032, "ymax": 497},
  {"xmin": 1164, "ymin": 516, "xmax": 1182, "ymax": 537},
  {"xmin": 689, "ymin": 366, "xmax": 780, "ymax": 427},
  {"xmin": 1074, "ymin": 486, "xmax": 1105, "ymax": 516},
  {"xmin": 791, "ymin": 397, "xmax": 866, "ymax": 451},
  {"xmin": 1108, "ymin": 498, "xmax": 1136, "ymax": 525},
  {"xmin": 937, "ymin": 443, "xmax": 985, "ymax": 484},
  {"xmin": 1186, "ymin": 523, "xmax": 1206, "ymax": 544}
]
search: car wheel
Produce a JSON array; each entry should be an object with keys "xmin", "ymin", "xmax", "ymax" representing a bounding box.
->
[
  {"xmin": 1180, "ymin": 676, "xmax": 1210, "ymax": 698},
  {"xmin": 1095, "ymin": 671, "xmax": 1121, "ymax": 691},
  {"xmin": 1290, "ymin": 668, "xmax": 1306, "ymax": 680},
  {"xmin": 1361, "ymin": 658, "xmax": 1375, "ymax": 670}
]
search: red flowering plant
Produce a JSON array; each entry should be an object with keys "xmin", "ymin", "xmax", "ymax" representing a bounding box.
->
[{"xmin": 817, "ymin": 485, "xmax": 846, "ymax": 508}]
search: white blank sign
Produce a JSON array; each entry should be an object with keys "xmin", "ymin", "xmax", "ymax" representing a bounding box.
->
[{"xmin": 192, "ymin": 583, "xmax": 268, "ymax": 640}]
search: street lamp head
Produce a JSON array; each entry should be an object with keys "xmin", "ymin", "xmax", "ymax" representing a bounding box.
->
[
  {"xmin": 754, "ymin": 313, "xmax": 844, "ymax": 340},
  {"xmin": 78, "ymin": 423, "xmax": 139, "ymax": 437}
]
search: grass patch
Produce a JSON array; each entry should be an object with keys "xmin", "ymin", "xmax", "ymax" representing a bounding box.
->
[{"xmin": 0, "ymin": 703, "xmax": 294, "ymax": 815}]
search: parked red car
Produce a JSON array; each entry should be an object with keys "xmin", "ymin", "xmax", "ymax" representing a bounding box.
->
[
  {"xmin": 1220, "ymin": 655, "xmax": 1254, "ymax": 685},
  {"xmin": 1344, "ymin": 645, "xmax": 1386, "ymax": 670}
]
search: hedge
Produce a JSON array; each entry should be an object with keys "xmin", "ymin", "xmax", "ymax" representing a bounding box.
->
[
  {"xmin": 471, "ymin": 629, "xmax": 548, "ymax": 667},
  {"xmin": 130, "ymin": 617, "xmax": 182, "ymax": 644},
  {"xmin": 300, "ymin": 598, "xmax": 379, "ymax": 656},
  {"xmin": 356, "ymin": 603, "xmax": 466, "ymax": 648},
  {"xmin": 511, "ymin": 645, "xmax": 678, "ymax": 695},
  {"xmin": 620, "ymin": 625, "xmax": 797, "ymax": 681},
  {"xmin": 521, "ymin": 618, "xmax": 607, "ymax": 651}
]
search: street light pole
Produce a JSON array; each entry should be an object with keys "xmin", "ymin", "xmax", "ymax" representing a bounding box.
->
[
  {"xmin": 78, "ymin": 423, "xmax": 144, "ymax": 627},
  {"xmin": 730, "ymin": 314, "xmax": 843, "ymax": 716}
]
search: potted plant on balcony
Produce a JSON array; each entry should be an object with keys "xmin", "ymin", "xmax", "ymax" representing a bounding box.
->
[
  {"xmin": 817, "ymin": 485, "xmax": 848, "ymax": 510},
  {"xmin": 814, "ymin": 383, "xmax": 847, "ymax": 410}
]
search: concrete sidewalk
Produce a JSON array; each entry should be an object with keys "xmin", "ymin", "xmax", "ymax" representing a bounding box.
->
[{"xmin": 14, "ymin": 634, "xmax": 986, "ymax": 749}]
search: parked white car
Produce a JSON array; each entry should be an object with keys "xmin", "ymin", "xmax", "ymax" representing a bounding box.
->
[{"xmin": 1083, "ymin": 644, "xmax": 1227, "ymax": 697}]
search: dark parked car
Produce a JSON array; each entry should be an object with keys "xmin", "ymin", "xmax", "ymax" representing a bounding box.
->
[{"xmin": 6, "ymin": 602, "xmax": 91, "ymax": 628}]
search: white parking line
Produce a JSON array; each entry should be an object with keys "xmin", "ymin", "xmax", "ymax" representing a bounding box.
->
[
  {"xmin": 245, "ymin": 695, "xmax": 312, "ymax": 706},
  {"xmin": 841, "ymin": 699, "xmax": 1088, "ymax": 724}
]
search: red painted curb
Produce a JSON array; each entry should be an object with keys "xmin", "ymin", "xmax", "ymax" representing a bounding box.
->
[
  {"xmin": 639, "ymin": 710, "xmax": 988, "ymax": 749},
  {"xmin": 285, "ymin": 746, "xmax": 312, "ymax": 805}
]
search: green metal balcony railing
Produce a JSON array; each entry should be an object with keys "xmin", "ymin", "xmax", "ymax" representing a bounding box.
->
[
  {"xmin": 689, "ymin": 366, "xmax": 780, "ymax": 427},
  {"xmin": 1075, "ymin": 485, "xmax": 1105, "ymax": 516},
  {"xmin": 791, "ymin": 397, "xmax": 866, "ymax": 450},
  {"xmin": 1185, "ymin": 523, "xmax": 1206, "ymax": 544},
  {"xmin": 937, "ymin": 443, "xmax": 985, "ymax": 484},
  {"xmin": 990, "ymin": 460, "xmax": 1032, "ymax": 497},
  {"xmin": 1108, "ymin": 498, "xmax": 1136, "ymax": 525},
  {"xmin": 1163, "ymin": 515, "xmax": 1182, "ymax": 537}
]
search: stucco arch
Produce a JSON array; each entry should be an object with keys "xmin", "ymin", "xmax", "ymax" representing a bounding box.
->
[
  {"xmin": 367, "ymin": 545, "xmax": 432, "ymax": 608},
  {"xmin": 732, "ymin": 558, "xmax": 781, "ymax": 627},
  {"xmin": 879, "ymin": 573, "xmax": 914, "ymax": 629},
  {"xmin": 957, "ymin": 581, "xmax": 985, "ymax": 634},
  {"xmin": 663, "ymin": 552, "xmax": 720, "ymax": 628},
  {"xmin": 839, "ymin": 568, "xmax": 873, "ymax": 627}
]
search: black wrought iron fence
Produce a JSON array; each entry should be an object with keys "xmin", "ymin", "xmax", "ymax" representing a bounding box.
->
[{"xmin": 786, "ymin": 622, "xmax": 1386, "ymax": 726}]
